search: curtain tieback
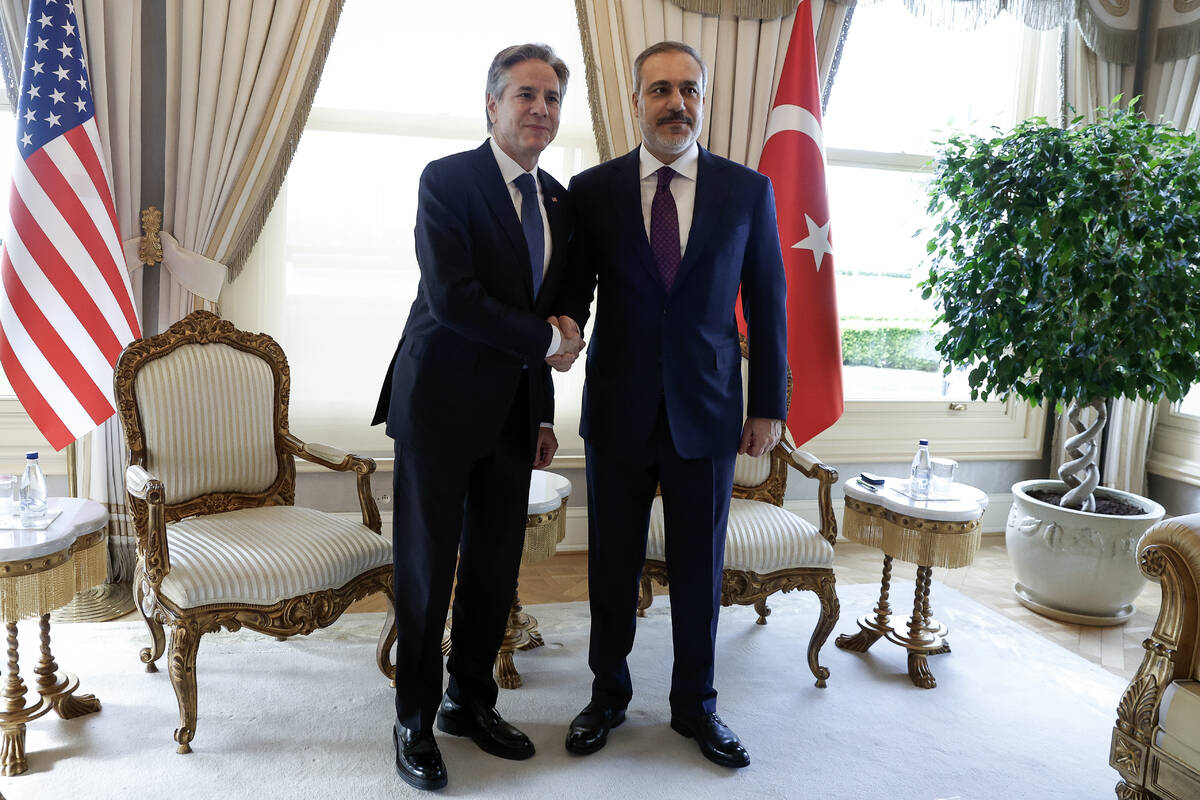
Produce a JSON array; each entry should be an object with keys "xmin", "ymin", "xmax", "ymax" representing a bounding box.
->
[{"xmin": 121, "ymin": 230, "xmax": 228, "ymax": 302}]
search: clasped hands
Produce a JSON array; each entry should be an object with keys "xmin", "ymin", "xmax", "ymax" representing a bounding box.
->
[{"xmin": 546, "ymin": 315, "xmax": 584, "ymax": 372}]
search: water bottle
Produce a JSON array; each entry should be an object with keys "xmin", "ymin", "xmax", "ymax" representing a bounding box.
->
[
  {"xmin": 910, "ymin": 439, "xmax": 932, "ymax": 500},
  {"xmin": 19, "ymin": 451, "xmax": 47, "ymax": 525}
]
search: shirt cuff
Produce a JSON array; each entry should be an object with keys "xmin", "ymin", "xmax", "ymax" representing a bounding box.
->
[
  {"xmin": 545, "ymin": 323, "xmax": 561, "ymax": 357},
  {"xmin": 539, "ymin": 422, "xmax": 553, "ymax": 429}
]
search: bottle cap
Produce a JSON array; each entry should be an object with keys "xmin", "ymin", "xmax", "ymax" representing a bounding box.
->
[
  {"xmin": 25, "ymin": 452, "xmax": 37, "ymax": 460},
  {"xmin": 918, "ymin": 439, "xmax": 929, "ymax": 446}
]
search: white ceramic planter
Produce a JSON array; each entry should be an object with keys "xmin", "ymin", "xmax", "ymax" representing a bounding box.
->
[{"xmin": 1005, "ymin": 479, "xmax": 1165, "ymax": 626}]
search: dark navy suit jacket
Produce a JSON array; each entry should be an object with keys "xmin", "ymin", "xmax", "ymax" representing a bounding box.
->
[
  {"xmin": 372, "ymin": 141, "xmax": 570, "ymax": 457},
  {"xmin": 559, "ymin": 145, "xmax": 787, "ymax": 459}
]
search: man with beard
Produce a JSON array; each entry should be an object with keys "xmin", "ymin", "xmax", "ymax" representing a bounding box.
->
[{"xmin": 554, "ymin": 41, "xmax": 787, "ymax": 769}]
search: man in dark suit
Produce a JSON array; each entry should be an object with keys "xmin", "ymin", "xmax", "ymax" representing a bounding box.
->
[
  {"xmin": 372, "ymin": 43, "xmax": 582, "ymax": 791},
  {"xmin": 555, "ymin": 41, "xmax": 787, "ymax": 769}
]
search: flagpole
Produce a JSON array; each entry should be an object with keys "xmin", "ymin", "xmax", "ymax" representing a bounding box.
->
[{"xmin": 66, "ymin": 439, "xmax": 77, "ymax": 498}]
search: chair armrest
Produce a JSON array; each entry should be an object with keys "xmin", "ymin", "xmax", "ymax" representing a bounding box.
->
[
  {"xmin": 125, "ymin": 464, "xmax": 171, "ymax": 588},
  {"xmin": 280, "ymin": 433, "xmax": 382, "ymax": 534},
  {"xmin": 775, "ymin": 439, "xmax": 839, "ymax": 547}
]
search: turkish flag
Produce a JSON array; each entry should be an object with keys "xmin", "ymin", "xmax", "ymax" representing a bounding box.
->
[{"xmin": 748, "ymin": 1, "xmax": 844, "ymax": 446}]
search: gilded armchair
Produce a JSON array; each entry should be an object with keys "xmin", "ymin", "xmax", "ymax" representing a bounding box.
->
[
  {"xmin": 115, "ymin": 310, "xmax": 395, "ymax": 754},
  {"xmin": 1112, "ymin": 513, "xmax": 1200, "ymax": 800},
  {"xmin": 638, "ymin": 340, "xmax": 840, "ymax": 687}
]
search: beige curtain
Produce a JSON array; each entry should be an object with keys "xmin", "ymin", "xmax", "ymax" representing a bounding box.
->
[
  {"xmin": 575, "ymin": 0, "xmax": 851, "ymax": 166},
  {"xmin": 0, "ymin": 0, "xmax": 342, "ymax": 579},
  {"xmin": 163, "ymin": 0, "xmax": 342, "ymax": 290}
]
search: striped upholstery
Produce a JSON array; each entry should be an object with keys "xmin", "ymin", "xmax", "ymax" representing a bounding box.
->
[
  {"xmin": 135, "ymin": 342, "xmax": 279, "ymax": 505},
  {"xmin": 647, "ymin": 497, "xmax": 833, "ymax": 573},
  {"xmin": 733, "ymin": 452, "xmax": 771, "ymax": 487},
  {"xmin": 157, "ymin": 506, "xmax": 392, "ymax": 608}
]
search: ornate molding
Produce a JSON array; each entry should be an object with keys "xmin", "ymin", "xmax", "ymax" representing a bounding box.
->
[
  {"xmin": 139, "ymin": 206, "xmax": 163, "ymax": 266},
  {"xmin": 1116, "ymin": 673, "xmax": 1159, "ymax": 741}
]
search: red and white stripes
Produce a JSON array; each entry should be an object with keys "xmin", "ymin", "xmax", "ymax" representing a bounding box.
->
[{"xmin": 0, "ymin": 116, "xmax": 139, "ymax": 450}]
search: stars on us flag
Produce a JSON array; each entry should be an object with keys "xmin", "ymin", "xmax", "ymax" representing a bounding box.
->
[{"xmin": 15, "ymin": 0, "xmax": 91, "ymax": 153}]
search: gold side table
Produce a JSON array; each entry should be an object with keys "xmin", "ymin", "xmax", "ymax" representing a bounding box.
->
[
  {"xmin": 0, "ymin": 497, "xmax": 108, "ymax": 775},
  {"xmin": 443, "ymin": 470, "xmax": 571, "ymax": 689},
  {"xmin": 835, "ymin": 477, "xmax": 987, "ymax": 689}
]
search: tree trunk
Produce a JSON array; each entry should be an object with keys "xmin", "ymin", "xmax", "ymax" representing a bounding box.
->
[{"xmin": 1057, "ymin": 397, "xmax": 1107, "ymax": 511}]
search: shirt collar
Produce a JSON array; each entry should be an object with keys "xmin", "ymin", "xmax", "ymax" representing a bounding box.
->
[
  {"xmin": 639, "ymin": 142, "xmax": 699, "ymax": 182},
  {"xmin": 489, "ymin": 137, "xmax": 539, "ymax": 187}
]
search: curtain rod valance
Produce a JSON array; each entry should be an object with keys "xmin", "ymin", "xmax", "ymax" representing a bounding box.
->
[
  {"xmin": 666, "ymin": 0, "xmax": 801, "ymax": 18},
  {"xmin": 667, "ymin": 1, "xmax": 1200, "ymax": 66}
]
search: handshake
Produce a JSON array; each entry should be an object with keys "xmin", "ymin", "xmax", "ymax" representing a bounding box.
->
[{"xmin": 545, "ymin": 315, "xmax": 584, "ymax": 372}]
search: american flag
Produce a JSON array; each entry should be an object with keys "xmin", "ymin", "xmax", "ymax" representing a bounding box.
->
[{"xmin": 0, "ymin": 0, "xmax": 140, "ymax": 451}]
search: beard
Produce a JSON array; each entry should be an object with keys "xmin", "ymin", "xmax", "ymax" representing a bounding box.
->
[{"xmin": 640, "ymin": 112, "xmax": 700, "ymax": 156}]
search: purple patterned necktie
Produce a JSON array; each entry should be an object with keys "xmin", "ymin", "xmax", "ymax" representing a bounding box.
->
[{"xmin": 650, "ymin": 166, "xmax": 680, "ymax": 290}]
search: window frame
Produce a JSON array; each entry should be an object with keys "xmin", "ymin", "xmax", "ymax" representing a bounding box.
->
[{"xmin": 1148, "ymin": 398, "xmax": 1200, "ymax": 487}]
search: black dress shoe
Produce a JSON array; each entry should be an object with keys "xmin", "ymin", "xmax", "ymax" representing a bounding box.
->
[
  {"xmin": 435, "ymin": 693, "xmax": 535, "ymax": 760},
  {"xmin": 565, "ymin": 701, "xmax": 626, "ymax": 755},
  {"xmin": 394, "ymin": 723, "xmax": 448, "ymax": 791},
  {"xmin": 670, "ymin": 712, "xmax": 750, "ymax": 768}
]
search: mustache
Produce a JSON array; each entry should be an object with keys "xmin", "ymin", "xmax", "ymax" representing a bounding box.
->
[{"xmin": 656, "ymin": 111, "xmax": 694, "ymax": 126}]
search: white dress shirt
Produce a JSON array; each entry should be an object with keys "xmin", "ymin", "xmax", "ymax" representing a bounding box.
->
[
  {"xmin": 488, "ymin": 137, "xmax": 560, "ymax": 360},
  {"xmin": 638, "ymin": 142, "xmax": 699, "ymax": 260}
]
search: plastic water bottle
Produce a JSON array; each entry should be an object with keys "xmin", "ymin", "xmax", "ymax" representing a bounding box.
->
[
  {"xmin": 910, "ymin": 439, "xmax": 932, "ymax": 500},
  {"xmin": 19, "ymin": 451, "xmax": 47, "ymax": 525}
]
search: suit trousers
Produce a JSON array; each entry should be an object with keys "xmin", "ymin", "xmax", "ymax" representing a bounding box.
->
[
  {"xmin": 585, "ymin": 402, "xmax": 735, "ymax": 717},
  {"xmin": 391, "ymin": 375, "xmax": 534, "ymax": 733}
]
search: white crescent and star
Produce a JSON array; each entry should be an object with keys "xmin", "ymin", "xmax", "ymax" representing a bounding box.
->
[{"xmin": 764, "ymin": 103, "xmax": 833, "ymax": 272}]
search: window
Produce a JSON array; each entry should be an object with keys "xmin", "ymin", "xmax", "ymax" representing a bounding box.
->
[
  {"xmin": 804, "ymin": 5, "xmax": 1052, "ymax": 460},
  {"xmin": 224, "ymin": 1, "xmax": 598, "ymax": 458},
  {"xmin": 1149, "ymin": 389, "xmax": 1200, "ymax": 487}
]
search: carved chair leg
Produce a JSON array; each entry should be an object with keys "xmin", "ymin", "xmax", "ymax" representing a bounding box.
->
[
  {"xmin": 136, "ymin": 581, "xmax": 165, "ymax": 673},
  {"xmin": 753, "ymin": 597, "xmax": 771, "ymax": 625},
  {"xmin": 378, "ymin": 594, "xmax": 397, "ymax": 686},
  {"xmin": 807, "ymin": 575, "xmax": 840, "ymax": 689},
  {"xmin": 168, "ymin": 623, "xmax": 202, "ymax": 754},
  {"xmin": 637, "ymin": 574, "xmax": 654, "ymax": 618}
]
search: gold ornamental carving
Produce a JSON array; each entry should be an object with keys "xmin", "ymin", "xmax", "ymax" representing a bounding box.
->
[
  {"xmin": 114, "ymin": 310, "xmax": 393, "ymax": 753},
  {"xmin": 139, "ymin": 206, "xmax": 163, "ymax": 266}
]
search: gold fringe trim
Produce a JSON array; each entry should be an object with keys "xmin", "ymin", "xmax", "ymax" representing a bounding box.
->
[
  {"xmin": 0, "ymin": 557, "xmax": 75, "ymax": 620},
  {"xmin": 575, "ymin": 0, "xmax": 614, "ymax": 163},
  {"xmin": 521, "ymin": 501, "xmax": 567, "ymax": 565},
  {"xmin": 843, "ymin": 504, "xmax": 885, "ymax": 550},
  {"xmin": 668, "ymin": 0, "xmax": 801, "ymax": 19},
  {"xmin": 882, "ymin": 520, "xmax": 981, "ymax": 570},
  {"xmin": 225, "ymin": 0, "xmax": 346, "ymax": 280},
  {"xmin": 1077, "ymin": 0, "xmax": 1137, "ymax": 65},
  {"xmin": 72, "ymin": 536, "xmax": 109, "ymax": 593},
  {"xmin": 844, "ymin": 496, "xmax": 982, "ymax": 569}
]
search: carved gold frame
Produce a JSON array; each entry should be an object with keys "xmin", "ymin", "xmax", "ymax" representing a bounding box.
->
[
  {"xmin": 1111, "ymin": 526, "xmax": 1200, "ymax": 800},
  {"xmin": 638, "ymin": 339, "xmax": 841, "ymax": 688},
  {"xmin": 115, "ymin": 310, "xmax": 395, "ymax": 754}
]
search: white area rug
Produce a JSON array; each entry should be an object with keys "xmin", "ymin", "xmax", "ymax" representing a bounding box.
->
[{"xmin": 5, "ymin": 582, "xmax": 1124, "ymax": 800}]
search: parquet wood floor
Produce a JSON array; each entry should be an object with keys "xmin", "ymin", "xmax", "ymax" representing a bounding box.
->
[{"xmin": 353, "ymin": 537, "xmax": 1160, "ymax": 682}]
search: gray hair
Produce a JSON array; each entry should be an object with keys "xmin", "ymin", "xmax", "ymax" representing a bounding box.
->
[
  {"xmin": 632, "ymin": 41, "xmax": 708, "ymax": 94},
  {"xmin": 485, "ymin": 43, "xmax": 570, "ymax": 131}
]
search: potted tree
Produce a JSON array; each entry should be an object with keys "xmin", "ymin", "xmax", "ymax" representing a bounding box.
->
[{"xmin": 921, "ymin": 103, "xmax": 1200, "ymax": 625}]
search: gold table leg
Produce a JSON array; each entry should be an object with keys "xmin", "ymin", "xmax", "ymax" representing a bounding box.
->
[
  {"xmin": 837, "ymin": 555, "xmax": 895, "ymax": 652},
  {"xmin": 495, "ymin": 588, "xmax": 542, "ymax": 690},
  {"xmin": 34, "ymin": 614, "xmax": 101, "ymax": 719},
  {"xmin": 884, "ymin": 566, "xmax": 945, "ymax": 689},
  {"xmin": 0, "ymin": 621, "xmax": 52, "ymax": 776}
]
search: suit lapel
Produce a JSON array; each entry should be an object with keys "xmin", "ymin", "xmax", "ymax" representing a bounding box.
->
[
  {"xmin": 535, "ymin": 172, "xmax": 565, "ymax": 312},
  {"xmin": 673, "ymin": 146, "xmax": 729, "ymax": 292},
  {"xmin": 471, "ymin": 142, "xmax": 535, "ymax": 300},
  {"xmin": 618, "ymin": 148, "xmax": 664, "ymax": 291}
]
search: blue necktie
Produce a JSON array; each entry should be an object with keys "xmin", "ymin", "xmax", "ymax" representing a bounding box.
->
[{"xmin": 513, "ymin": 173, "xmax": 544, "ymax": 298}]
